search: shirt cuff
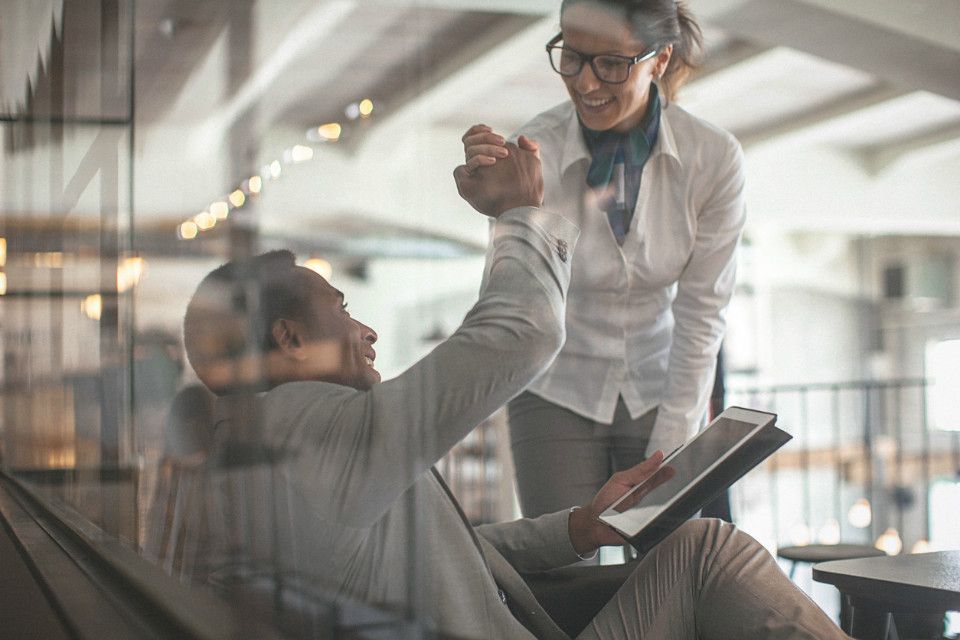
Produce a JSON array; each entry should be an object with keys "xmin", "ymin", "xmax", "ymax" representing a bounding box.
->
[
  {"xmin": 568, "ymin": 507, "xmax": 599, "ymax": 561},
  {"xmin": 535, "ymin": 508, "xmax": 586, "ymax": 566},
  {"xmin": 496, "ymin": 207, "xmax": 579, "ymax": 252}
]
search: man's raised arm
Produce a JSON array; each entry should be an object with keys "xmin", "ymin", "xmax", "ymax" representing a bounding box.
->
[{"xmin": 273, "ymin": 137, "xmax": 579, "ymax": 526}]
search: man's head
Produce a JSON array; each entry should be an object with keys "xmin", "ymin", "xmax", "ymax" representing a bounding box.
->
[{"xmin": 183, "ymin": 250, "xmax": 379, "ymax": 395}]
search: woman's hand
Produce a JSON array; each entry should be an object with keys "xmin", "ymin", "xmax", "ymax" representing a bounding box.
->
[
  {"xmin": 461, "ymin": 124, "xmax": 540, "ymax": 174},
  {"xmin": 453, "ymin": 140, "xmax": 543, "ymax": 217}
]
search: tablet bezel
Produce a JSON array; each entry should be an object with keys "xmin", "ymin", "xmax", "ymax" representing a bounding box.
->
[{"xmin": 598, "ymin": 406, "xmax": 776, "ymax": 538}]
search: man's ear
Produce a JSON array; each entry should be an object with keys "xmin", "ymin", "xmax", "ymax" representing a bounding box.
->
[{"xmin": 271, "ymin": 318, "xmax": 308, "ymax": 360}]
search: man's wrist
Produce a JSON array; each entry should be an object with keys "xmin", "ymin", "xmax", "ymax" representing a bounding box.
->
[
  {"xmin": 495, "ymin": 200, "xmax": 540, "ymax": 217},
  {"xmin": 568, "ymin": 506, "xmax": 599, "ymax": 560}
]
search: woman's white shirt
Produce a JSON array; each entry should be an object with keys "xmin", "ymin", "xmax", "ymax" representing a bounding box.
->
[{"xmin": 484, "ymin": 98, "xmax": 746, "ymax": 455}]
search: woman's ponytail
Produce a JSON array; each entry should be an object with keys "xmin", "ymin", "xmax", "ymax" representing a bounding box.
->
[{"xmin": 659, "ymin": 1, "xmax": 703, "ymax": 102}]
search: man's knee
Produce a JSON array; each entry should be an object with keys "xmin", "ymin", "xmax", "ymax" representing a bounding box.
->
[{"xmin": 672, "ymin": 517, "xmax": 728, "ymax": 542}]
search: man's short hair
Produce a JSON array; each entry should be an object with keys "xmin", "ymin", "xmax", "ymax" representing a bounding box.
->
[{"xmin": 183, "ymin": 250, "xmax": 313, "ymax": 394}]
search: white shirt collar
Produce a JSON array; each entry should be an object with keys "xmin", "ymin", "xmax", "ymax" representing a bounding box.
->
[{"xmin": 559, "ymin": 93, "xmax": 683, "ymax": 176}]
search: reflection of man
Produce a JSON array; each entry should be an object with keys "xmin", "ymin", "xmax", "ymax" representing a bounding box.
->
[{"xmin": 182, "ymin": 139, "xmax": 847, "ymax": 639}]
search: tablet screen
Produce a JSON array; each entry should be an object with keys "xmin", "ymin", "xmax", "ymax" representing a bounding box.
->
[{"xmin": 600, "ymin": 417, "xmax": 762, "ymax": 537}]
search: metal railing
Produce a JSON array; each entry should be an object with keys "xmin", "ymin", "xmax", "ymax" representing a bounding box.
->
[
  {"xmin": 727, "ymin": 378, "xmax": 960, "ymax": 552},
  {"xmin": 440, "ymin": 378, "xmax": 960, "ymax": 555}
]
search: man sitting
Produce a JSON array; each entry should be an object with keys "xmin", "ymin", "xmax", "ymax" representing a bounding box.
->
[{"xmin": 181, "ymin": 138, "xmax": 847, "ymax": 639}]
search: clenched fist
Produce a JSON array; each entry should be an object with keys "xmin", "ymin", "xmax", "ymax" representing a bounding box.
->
[{"xmin": 453, "ymin": 135, "xmax": 543, "ymax": 218}]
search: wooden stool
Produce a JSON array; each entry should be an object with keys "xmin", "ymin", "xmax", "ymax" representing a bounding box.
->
[{"xmin": 778, "ymin": 544, "xmax": 886, "ymax": 630}]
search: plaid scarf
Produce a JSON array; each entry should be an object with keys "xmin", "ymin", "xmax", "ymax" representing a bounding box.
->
[{"xmin": 582, "ymin": 84, "xmax": 661, "ymax": 245}]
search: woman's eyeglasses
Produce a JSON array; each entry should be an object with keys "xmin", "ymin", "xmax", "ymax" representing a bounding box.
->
[{"xmin": 545, "ymin": 33, "xmax": 658, "ymax": 84}]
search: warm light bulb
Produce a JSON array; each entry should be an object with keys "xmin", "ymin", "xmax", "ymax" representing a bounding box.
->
[
  {"xmin": 847, "ymin": 499, "xmax": 872, "ymax": 529},
  {"xmin": 358, "ymin": 98, "xmax": 374, "ymax": 117},
  {"xmin": 289, "ymin": 145, "xmax": 314, "ymax": 162},
  {"xmin": 789, "ymin": 523, "xmax": 812, "ymax": 546},
  {"xmin": 0, "ymin": 272, "xmax": 6, "ymax": 296},
  {"xmin": 0, "ymin": 237, "xmax": 6, "ymax": 267},
  {"xmin": 304, "ymin": 257, "xmax": 333, "ymax": 280},
  {"xmin": 248, "ymin": 175, "xmax": 262, "ymax": 194},
  {"xmin": 875, "ymin": 528, "xmax": 902, "ymax": 555},
  {"xmin": 316, "ymin": 123, "xmax": 342, "ymax": 142},
  {"xmin": 228, "ymin": 190, "xmax": 246, "ymax": 208},
  {"xmin": 270, "ymin": 160, "xmax": 282, "ymax": 178},
  {"xmin": 911, "ymin": 539, "xmax": 931, "ymax": 554},
  {"xmin": 179, "ymin": 221, "xmax": 199, "ymax": 240},
  {"xmin": 210, "ymin": 201, "xmax": 229, "ymax": 219},
  {"xmin": 82, "ymin": 294, "xmax": 103, "ymax": 320},
  {"xmin": 817, "ymin": 519, "xmax": 841, "ymax": 545},
  {"xmin": 34, "ymin": 252, "xmax": 64, "ymax": 268},
  {"xmin": 194, "ymin": 211, "xmax": 216, "ymax": 230},
  {"xmin": 117, "ymin": 256, "xmax": 146, "ymax": 292},
  {"xmin": 875, "ymin": 435, "xmax": 897, "ymax": 459}
]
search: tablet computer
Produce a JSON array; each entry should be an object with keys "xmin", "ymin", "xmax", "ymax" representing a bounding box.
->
[{"xmin": 599, "ymin": 407, "xmax": 789, "ymax": 553}]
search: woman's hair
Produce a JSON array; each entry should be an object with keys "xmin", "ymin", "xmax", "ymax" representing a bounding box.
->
[{"xmin": 560, "ymin": 0, "xmax": 704, "ymax": 102}]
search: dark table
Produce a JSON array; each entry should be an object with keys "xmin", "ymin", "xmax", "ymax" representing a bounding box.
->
[
  {"xmin": 779, "ymin": 544, "xmax": 885, "ymax": 578},
  {"xmin": 813, "ymin": 551, "xmax": 960, "ymax": 639}
]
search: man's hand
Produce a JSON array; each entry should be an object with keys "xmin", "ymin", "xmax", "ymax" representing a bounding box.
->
[
  {"xmin": 568, "ymin": 450, "xmax": 675, "ymax": 557},
  {"xmin": 453, "ymin": 134, "xmax": 543, "ymax": 218}
]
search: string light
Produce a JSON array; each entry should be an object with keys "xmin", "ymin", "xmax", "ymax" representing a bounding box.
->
[
  {"xmin": 304, "ymin": 257, "xmax": 333, "ymax": 280},
  {"xmin": 82, "ymin": 294, "xmax": 103, "ymax": 320},
  {"xmin": 0, "ymin": 272, "xmax": 6, "ymax": 296},
  {"xmin": 117, "ymin": 257, "xmax": 146, "ymax": 292},
  {"xmin": 817, "ymin": 519, "xmax": 841, "ymax": 545},
  {"xmin": 228, "ymin": 189, "xmax": 246, "ymax": 208},
  {"xmin": 316, "ymin": 123, "xmax": 342, "ymax": 142},
  {"xmin": 847, "ymin": 498, "xmax": 872, "ymax": 529},
  {"xmin": 0, "ymin": 237, "xmax": 6, "ymax": 266},
  {"xmin": 210, "ymin": 201, "xmax": 229, "ymax": 219},
  {"xmin": 179, "ymin": 221, "xmax": 199, "ymax": 240},
  {"xmin": 789, "ymin": 523, "xmax": 812, "ymax": 546},
  {"xmin": 911, "ymin": 539, "xmax": 931, "ymax": 554},
  {"xmin": 33, "ymin": 252, "xmax": 64, "ymax": 268},
  {"xmin": 179, "ymin": 97, "xmax": 358, "ymax": 241},
  {"xmin": 194, "ymin": 211, "xmax": 216, "ymax": 230},
  {"xmin": 359, "ymin": 98, "xmax": 374, "ymax": 117},
  {"xmin": 875, "ymin": 528, "xmax": 902, "ymax": 555}
]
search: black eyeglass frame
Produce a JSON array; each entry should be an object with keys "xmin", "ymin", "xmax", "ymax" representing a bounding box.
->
[{"xmin": 545, "ymin": 33, "xmax": 658, "ymax": 85}]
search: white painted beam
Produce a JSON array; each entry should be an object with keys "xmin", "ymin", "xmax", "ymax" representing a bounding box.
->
[
  {"xmin": 735, "ymin": 84, "xmax": 908, "ymax": 148},
  {"xmin": 360, "ymin": 16, "xmax": 559, "ymax": 151},
  {"xmin": 711, "ymin": 0, "xmax": 960, "ymax": 101},
  {"xmin": 689, "ymin": 39, "xmax": 772, "ymax": 83},
  {"xmin": 354, "ymin": 0, "xmax": 556, "ymax": 15},
  {"xmin": 354, "ymin": 0, "xmax": 757, "ymax": 21},
  {"xmin": 797, "ymin": 0, "xmax": 960, "ymax": 54},
  {"xmin": 860, "ymin": 121, "xmax": 960, "ymax": 174}
]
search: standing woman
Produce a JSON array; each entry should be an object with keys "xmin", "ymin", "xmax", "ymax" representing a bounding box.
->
[{"xmin": 463, "ymin": 0, "xmax": 746, "ymax": 518}]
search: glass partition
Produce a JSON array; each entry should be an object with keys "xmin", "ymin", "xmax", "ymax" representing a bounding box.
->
[
  {"xmin": 1, "ymin": 1, "xmax": 522, "ymax": 635},
  {"xmin": 3, "ymin": 0, "xmax": 959, "ymax": 637},
  {"xmin": 1, "ymin": 0, "xmax": 138, "ymax": 542}
]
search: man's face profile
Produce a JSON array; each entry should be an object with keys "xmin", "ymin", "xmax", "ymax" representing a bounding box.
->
[
  {"xmin": 296, "ymin": 267, "xmax": 381, "ymax": 391},
  {"xmin": 184, "ymin": 253, "xmax": 381, "ymax": 394}
]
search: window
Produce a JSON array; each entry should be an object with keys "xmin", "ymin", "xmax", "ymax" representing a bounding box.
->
[{"xmin": 926, "ymin": 338, "xmax": 960, "ymax": 431}]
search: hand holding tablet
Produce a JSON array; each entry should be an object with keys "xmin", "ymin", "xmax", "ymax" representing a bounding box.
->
[{"xmin": 599, "ymin": 407, "xmax": 791, "ymax": 554}]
